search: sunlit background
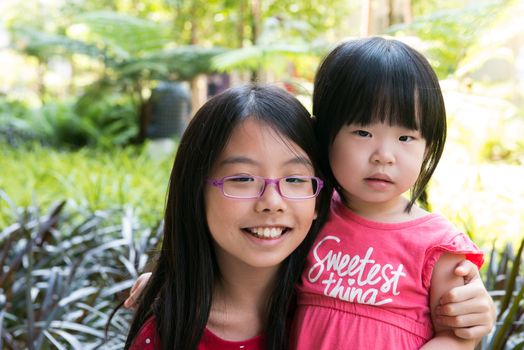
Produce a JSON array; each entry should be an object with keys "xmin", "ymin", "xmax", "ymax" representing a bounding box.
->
[{"xmin": 0, "ymin": 0, "xmax": 523, "ymax": 349}]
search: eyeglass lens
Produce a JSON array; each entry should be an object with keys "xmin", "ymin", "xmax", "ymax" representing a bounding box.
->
[{"xmin": 222, "ymin": 176, "xmax": 318, "ymax": 198}]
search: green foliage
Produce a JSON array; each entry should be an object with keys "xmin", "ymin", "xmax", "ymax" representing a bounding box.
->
[
  {"xmin": 0, "ymin": 97, "xmax": 39, "ymax": 146},
  {"xmin": 6, "ymin": 9, "xmax": 227, "ymax": 147},
  {"xmin": 0, "ymin": 143, "xmax": 171, "ymax": 228},
  {"xmin": 0, "ymin": 142, "xmax": 170, "ymax": 348},
  {"xmin": 389, "ymin": 1, "xmax": 512, "ymax": 77},
  {"xmin": 10, "ymin": 26, "xmax": 105, "ymax": 62},
  {"xmin": 0, "ymin": 196, "xmax": 162, "ymax": 349},
  {"xmin": 74, "ymin": 11, "xmax": 173, "ymax": 56},
  {"xmin": 75, "ymin": 90, "xmax": 139, "ymax": 148},
  {"xmin": 480, "ymin": 238, "xmax": 524, "ymax": 350},
  {"xmin": 479, "ymin": 112, "xmax": 524, "ymax": 165},
  {"xmin": 0, "ymin": 97, "xmax": 137, "ymax": 149}
]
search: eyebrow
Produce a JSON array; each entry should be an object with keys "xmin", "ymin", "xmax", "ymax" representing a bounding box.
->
[{"xmin": 218, "ymin": 156, "xmax": 313, "ymax": 168}]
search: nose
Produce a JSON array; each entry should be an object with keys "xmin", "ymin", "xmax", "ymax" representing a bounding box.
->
[
  {"xmin": 255, "ymin": 182, "xmax": 286, "ymax": 213},
  {"xmin": 371, "ymin": 144, "xmax": 395, "ymax": 165}
]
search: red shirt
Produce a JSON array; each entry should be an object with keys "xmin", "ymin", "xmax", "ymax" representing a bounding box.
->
[{"xmin": 129, "ymin": 317, "xmax": 264, "ymax": 350}]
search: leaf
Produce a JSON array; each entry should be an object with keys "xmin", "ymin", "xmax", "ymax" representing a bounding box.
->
[
  {"xmin": 48, "ymin": 329, "xmax": 84, "ymax": 350},
  {"xmin": 43, "ymin": 330, "xmax": 68, "ymax": 350},
  {"xmin": 498, "ymin": 237, "xmax": 524, "ymax": 319},
  {"xmin": 74, "ymin": 11, "xmax": 172, "ymax": 56},
  {"xmin": 58, "ymin": 287, "xmax": 98, "ymax": 307},
  {"xmin": 41, "ymin": 267, "xmax": 60, "ymax": 313},
  {"xmin": 211, "ymin": 42, "xmax": 322, "ymax": 71},
  {"xmin": 486, "ymin": 240, "xmax": 498, "ymax": 290},
  {"xmin": 50, "ymin": 320, "xmax": 105, "ymax": 338},
  {"xmin": 119, "ymin": 256, "xmax": 138, "ymax": 277},
  {"xmin": 489, "ymin": 282, "xmax": 524, "ymax": 350},
  {"xmin": 100, "ymin": 280, "xmax": 134, "ymax": 298},
  {"xmin": 10, "ymin": 26, "xmax": 105, "ymax": 60},
  {"xmin": 85, "ymin": 238, "xmax": 128, "ymax": 257}
]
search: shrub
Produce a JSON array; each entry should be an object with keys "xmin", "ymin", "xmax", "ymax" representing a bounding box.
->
[
  {"xmin": 0, "ymin": 142, "xmax": 171, "ymax": 229},
  {"xmin": 0, "ymin": 196, "xmax": 162, "ymax": 349},
  {"xmin": 479, "ymin": 237, "xmax": 524, "ymax": 349}
]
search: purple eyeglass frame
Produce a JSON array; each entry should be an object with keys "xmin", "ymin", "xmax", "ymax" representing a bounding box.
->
[{"xmin": 207, "ymin": 175, "xmax": 324, "ymax": 200}]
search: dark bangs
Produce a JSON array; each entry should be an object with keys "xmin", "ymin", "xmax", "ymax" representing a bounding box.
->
[{"xmin": 316, "ymin": 38, "xmax": 445, "ymax": 138}]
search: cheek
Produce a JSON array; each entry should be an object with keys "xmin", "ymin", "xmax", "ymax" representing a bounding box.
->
[
  {"xmin": 291, "ymin": 200, "xmax": 317, "ymax": 226},
  {"xmin": 329, "ymin": 145, "xmax": 359, "ymax": 184}
]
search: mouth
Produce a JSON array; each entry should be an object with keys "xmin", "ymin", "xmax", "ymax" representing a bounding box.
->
[
  {"xmin": 365, "ymin": 174, "xmax": 393, "ymax": 183},
  {"xmin": 243, "ymin": 226, "xmax": 290, "ymax": 239}
]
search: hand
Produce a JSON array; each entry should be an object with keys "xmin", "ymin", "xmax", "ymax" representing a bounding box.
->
[
  {"xmin": 124, "ymin": 272, "xmax": 152, "ymax": 310},
  {"xmin": 434, "ymin": 260, "xmax": 495, "ymax": 339}
]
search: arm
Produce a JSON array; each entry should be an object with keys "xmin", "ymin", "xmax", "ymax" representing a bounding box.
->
[
  {"xmin": 421, "ymin": 254, "xmax": 477, "ymax": 349},
  {"xmin": 124, "ymin": 272, "xmax": 152, "ymax": 309},
  {"xmin": 435, "ymin": 260, "xmax": 495, "ymax": 339}
]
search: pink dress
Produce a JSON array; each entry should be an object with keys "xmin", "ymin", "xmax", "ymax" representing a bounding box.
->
[{"xmin": 291, "ymin": 194, "xmax": 484, "ymax": 349}]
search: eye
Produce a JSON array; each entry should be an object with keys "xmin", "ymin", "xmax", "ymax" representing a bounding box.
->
[
  {"xmin": 353, "ymin": 130, "xmax": 371, "ymax": 138},
  {"xmin": 284, "ymin": 176, "xmax": 308, "ymax": 184},
  {"xmin": 227, "ymin": 175, "xmax": 255, "ymax": 183},
  {"xmin": 399, "ymin": 135, "xmax": 418, "ymax": 142}
]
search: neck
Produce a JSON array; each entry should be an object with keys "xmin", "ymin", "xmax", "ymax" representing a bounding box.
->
[
  {"xmin": 343, "ymin": 195, "xmax": 426, "ymax": 222},
  {"xmin": 208, "ymin": 259, "xmax": 279, "ymax": 341}
]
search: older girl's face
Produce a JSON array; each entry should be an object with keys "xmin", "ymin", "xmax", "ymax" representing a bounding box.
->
[{"xmin": 205, "ymin": 118, "xmax": 317, "ymax": 271}]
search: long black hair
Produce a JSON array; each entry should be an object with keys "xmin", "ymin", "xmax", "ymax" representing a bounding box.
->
[
  {"xmin": 125, "ymin": 84, "xmax": 330, "ymax": 350},
  {"xmin": 313, "ymin": 37, "xmax": 446, "ymax": 211}
]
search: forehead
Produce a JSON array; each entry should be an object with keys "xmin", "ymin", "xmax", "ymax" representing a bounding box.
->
[{"xmin": 215, "ymin": 119, "xmax": 312, "ymax": 169}]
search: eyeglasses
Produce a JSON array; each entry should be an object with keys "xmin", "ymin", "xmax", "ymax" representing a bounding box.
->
[{"xmin": 208, "ymin": 175, "xmax": 324, "ymax": 200}]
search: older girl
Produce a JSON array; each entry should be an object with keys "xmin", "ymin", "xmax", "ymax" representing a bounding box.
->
[{"xmin": 126, "ymin": 84, "xmax": 330, "ymax": 349}]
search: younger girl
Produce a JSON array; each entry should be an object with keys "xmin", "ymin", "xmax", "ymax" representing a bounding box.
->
[
  {"xmin": 292, "ymin": 37, "xmax": 484, "ymax": 349},
  {"xmin": 125, "ymin": 84, "xmax": 330, "ymax": 349}
]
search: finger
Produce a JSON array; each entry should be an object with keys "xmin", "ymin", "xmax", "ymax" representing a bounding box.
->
[
  {"xmin": 453, "ymin": 260, "xmax": 480, "ymax": 283},
  {"xmin": 434, "ymin": 312, "xmax": 488, "ymax": 328},
  {"xmin": 439, "ymin": 280, "xmax": 484, "ymax": 304},
  {"xmin": 124, "ymin": 295, "xmax": 136, "ymax": 309},
  {"xmin": 453, "ymin": 325, "xmax": 493, "ymax": 340},
  {"xmin": 129, "ymin": 282, "xmax": 139, "ymax": 294},
  {"xmin": 436, "ymin": 296, "xmax": 491, "ymax": 317},
  {"xmin": 129, "ymin": 272, "xmax": 151, "ymax": 297}
]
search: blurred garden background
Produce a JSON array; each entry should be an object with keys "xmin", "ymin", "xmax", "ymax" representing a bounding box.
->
[{"xmin": 0, "ymin": 0, "xmax": 523, "ymax": 349}]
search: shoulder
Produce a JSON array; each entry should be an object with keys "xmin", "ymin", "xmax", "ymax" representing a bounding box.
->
[{"xmin": 129, "ymin": 317, "xmax": 159, "ymax": 350}]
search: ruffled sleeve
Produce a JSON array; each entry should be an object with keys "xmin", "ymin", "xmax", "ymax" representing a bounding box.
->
[
  {"xmin": 129, "ymin": 317, "xmax": 159, "ymax": 350},
  {"xmin": 422, "ymin": 233, "xmax": 484, "ymax": 289}
]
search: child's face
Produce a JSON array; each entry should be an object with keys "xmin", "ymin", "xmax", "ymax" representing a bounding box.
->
[
  {"xmin": 205, "ymin": 118, "xmax": 318, "ymax": 271},
  {"xmin": 329, "ymin": 122, "xmax": 427, "ymax": 215}
]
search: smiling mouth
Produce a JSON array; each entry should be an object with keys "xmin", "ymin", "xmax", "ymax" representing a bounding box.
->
[{"xmin": 243, "ymin": 227, "xmax": 289, "ymax": 239}]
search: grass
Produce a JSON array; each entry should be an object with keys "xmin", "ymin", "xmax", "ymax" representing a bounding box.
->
[{"xmin": 0, "ymin": 142, "xmax": 172, "ymax": 229}]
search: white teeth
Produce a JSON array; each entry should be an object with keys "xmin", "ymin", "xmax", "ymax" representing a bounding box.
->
[{"xmin": 251, "ymin": 227, "xmax": 284, "ymax": 238}]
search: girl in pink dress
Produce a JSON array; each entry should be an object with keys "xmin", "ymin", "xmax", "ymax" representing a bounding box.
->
[{"xmin": 291, "ymin": 37, "xmax": 485, "ymax": 349}]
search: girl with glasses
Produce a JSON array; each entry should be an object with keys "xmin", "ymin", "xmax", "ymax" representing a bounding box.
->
[{"xmin": 125, "ymin": 84, "xmax": 331, "ymax": 349}]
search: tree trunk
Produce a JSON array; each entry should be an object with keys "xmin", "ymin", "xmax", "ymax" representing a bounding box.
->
[
  {"xmin": 360, "ymin": 0, "xmax": 373, "ymax": 37},
  {"xmin": 250, "ymin": 0, "xmax": 261, "ymax": 82},
  {"xmin": 387, "ymin": 0, "xmax": 394, "ymax": 27},
  {"xmin": 402, "ymin": 0, "xmax": 412, "ymax": 24},
  {"xmin": 37, "ymin": 60, "xmax": 47, "ymax": 104},
  {"xmin": 189, "ymin": 0, "xmax": 207, "ymax": 114},
  {"xmin": 238, "ymin": 0, "xmax": 246, "ymax": 48}
]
